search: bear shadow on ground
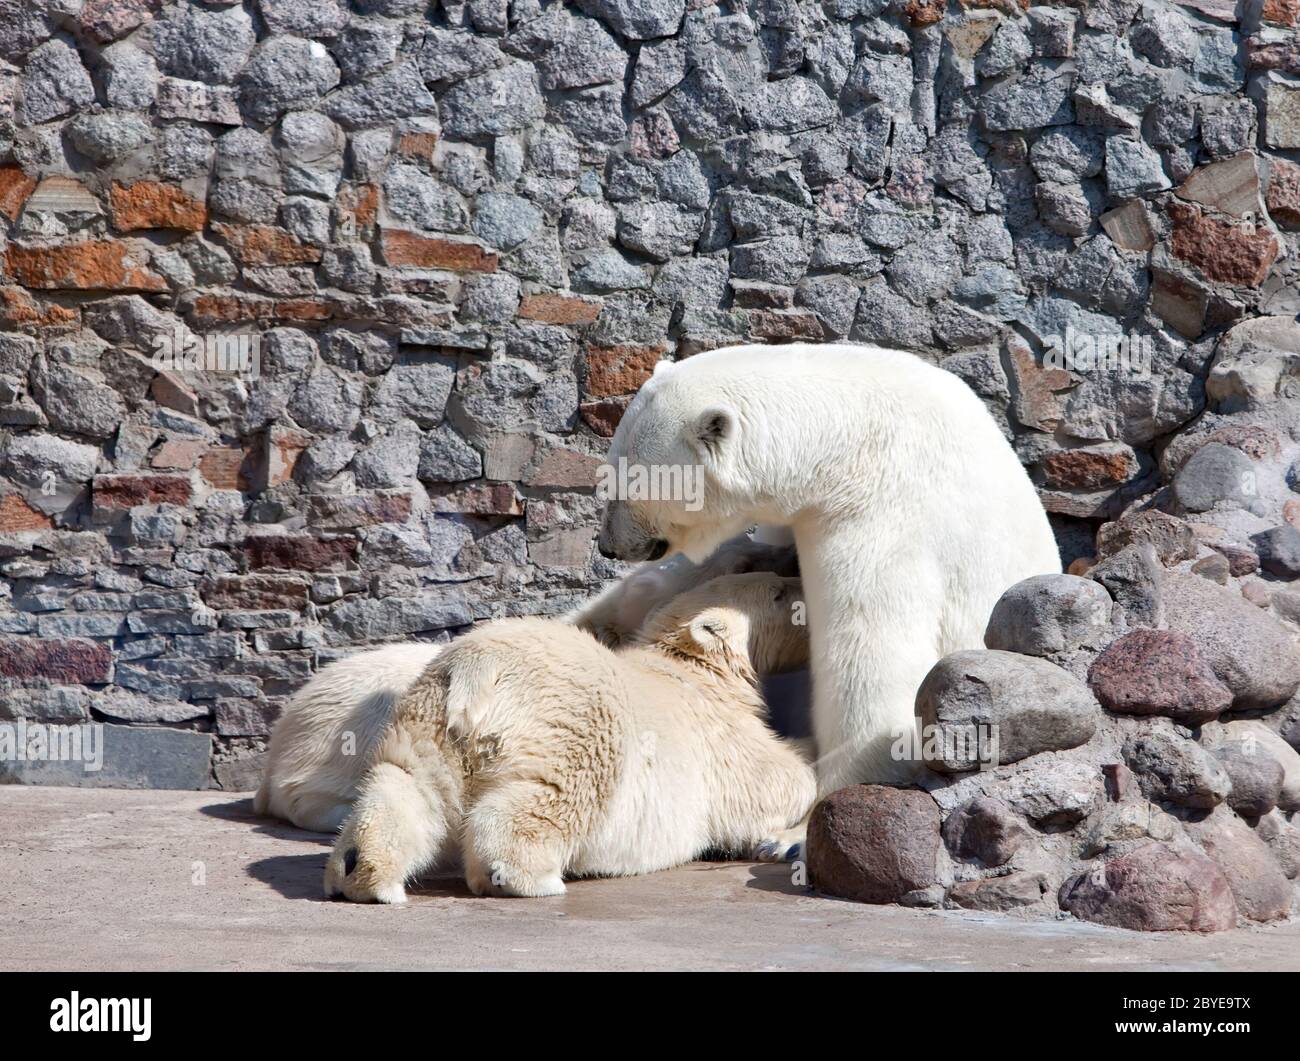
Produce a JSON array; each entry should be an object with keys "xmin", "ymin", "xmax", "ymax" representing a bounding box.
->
[
  {"xmin": 743, "ymin": 862, "xmax": 811, "ymax": 897},
  {"xmin": 200, "ymin": 797, "xmax": 333, "ymax": 846},
  {"xmin": 248, "ymin": 853, "xmax": 335, "ymax": 901},
  {"xmin": 249, "ymin": 851, "xmax": 476, "ymax": 902}
]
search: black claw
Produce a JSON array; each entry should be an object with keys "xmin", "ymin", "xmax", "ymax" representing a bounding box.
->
[
  {"xmin": 343, "ymin": 848, "xmax": 359, "ymax": 876},
  {"xmin": 786, "ymin": 843, "xmax": 802, "ymax": 862}
]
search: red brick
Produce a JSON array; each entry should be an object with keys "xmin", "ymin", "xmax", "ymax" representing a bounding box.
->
[
  {"xmin": 79, "ymin": 0, "xmax": 162, "ymax": 41},
  {"xmin": 198, "ymin": 446, "xmax": 250, "ymax": 490},
  {"xmin": 338, "ymin": 182, "xmax": 379, "ymax": 235},
  {"xmin": 1266, "ymin": 158, "xmax": 1300, "ymax": 230},
  {"xmin": 0, "ymin": 637, "xmax": 112, "ymax": 683},
  {"xmin": 429, "ymin": 483, "xmax": 523, "ymax": 516},
  {"xmin": 748, "ymin": 308, "xmax": 824, "ymax": 341},
  {"xmin": 584, "ymin": 344, "xmax": 664, "ymax": 399},
  {"xmin": 212, "ymin": 223, "xmax": 322, "ymax": 266},
  {"xmin": 518, "ymin": 292, "xmax": 602, "ymax": 325},
  {"xmin": 1041, "ymin": 449, "xmax": 1137, "ymax": 491},
  {"xmin": 245, "ymin": 535, "xmax": 358, "ymax": 571},
  {"xmin": 0, "ymin": 165, "xmax": 37, "ymax": 221},
  {"xmin": 1168, "ymin": 202, "xmax": 1280, "ymax": 287},
  {"xmin": 151, "ymin": 372, "xmax": 200, "ymax": 416},
  {"xmin": 1262, "ymin": 0, "xmax": 1300, "ymax": 25},
  {"xmin": 905, "ymin": 0, "xmax": 945, "ymax": 24},
  {"xmin": 4, "ymin": 240, "xmax": 166, "ymax": 292},
  {"xmin": 0, "ymin": 286, "xmax": 79, "ymax": 329},
  {"xmin": 580, "ymin": 396, "xmax": 631, "ymax": 437},
  {"xmin": 273, "ymin": 299, "xmax": 333, "ymax": 321},
  {"xmin": 205, "ymin": 573, "xmax": 310, "ymax": 610},
  {"xmin": 397, "ymin": 132, "xmax": 438, "ymax": 159},
  {"xmin": 380, "ymin": 230, "xmax": 497, "ymax": 272},
  {"xmin": 253, "ymin": 427, "xmax": 310, "ymax": 492},
  {"xmin": 527, "ymin": 448, "xmax": 602, "ymax": 489},
  {"xmin": 305, "ymin": 491, "xmax": 415, "ymax": 529},
  {"xmin": 0, "ymin": 494, "xmax": 53, "ymax": 532},
  {"xmin": 94, "ymin": 473, "xmax": 193, "ymax": 509},
  {"xmin": 188, "ymin": 294, "xmax": 273, "ymax": 323},
  {"xmin": 110, "ymin": 180, "xmax": 207, "ymax": 232},
  {"xmin": 150, "ymin": 439, "xmax": 207, "ymax": 471}
]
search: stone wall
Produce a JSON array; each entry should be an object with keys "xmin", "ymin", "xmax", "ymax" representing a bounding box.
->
[{"xmin": 0, "ymin": 0, "xmax": 1297, "ymax": 789}]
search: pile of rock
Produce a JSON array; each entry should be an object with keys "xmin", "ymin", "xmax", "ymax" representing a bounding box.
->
[{"xmin": 808, "ymin": 319, "xmax": 1300, "ymax": 931}]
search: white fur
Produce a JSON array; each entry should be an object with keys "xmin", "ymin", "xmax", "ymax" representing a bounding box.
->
[
  {"xmin": 599, "ymin": 342, "xmax": 1062, "ymax": 796},
  {"xmin": 256, "ymin": 534, "xmax": 797, "ymax": 832},
  {"xmin": 323, "ymin": 573, "xmax": 815, "ymax": 902},
  {"xmin": 254, "ymin": 643, "xmax": 446, "ymax": 832}
]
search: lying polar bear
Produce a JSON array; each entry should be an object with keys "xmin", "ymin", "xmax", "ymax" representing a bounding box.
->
[
  {"xmin": 324, "ymin": 573, "xmax": 814, "ymax": 902},
  {"xmin": 254, "ymin": 534, "xmax": 797, "ymax": 832}
]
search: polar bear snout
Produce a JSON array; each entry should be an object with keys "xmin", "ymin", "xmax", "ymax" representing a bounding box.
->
[{"xmin": 596, "ymin": 503, "xmax": 669, "ymax": 562}]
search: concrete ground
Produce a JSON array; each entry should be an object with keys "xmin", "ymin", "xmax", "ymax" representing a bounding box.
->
[{"xmin": 4, "ymin": 786, "xmax": 1298, "ymax": 972}]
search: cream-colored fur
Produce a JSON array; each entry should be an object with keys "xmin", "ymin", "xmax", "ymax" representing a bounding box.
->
[
  {"xmin": 253, "ymin": 643, "xmax": 446, "ymax": 833},
  {"xmin": 254, "ymin": 533, "xmax": 796, "ymax": 832},
  {"xmin": 598, "ymin": 343, "xmax": 1062, "ymax": 795},
  {"xmin": 323, "ymin": 573, "xmax": 814, "ymax": 902}
]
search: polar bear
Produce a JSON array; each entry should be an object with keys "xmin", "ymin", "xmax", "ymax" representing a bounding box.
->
[
  {"xmin": 596, "ymin": 342, "xmax": 1061, "ymax": 836},
  {"xmin": 254, "ymin": 533, "xmax": 798, "ymax": 832},
  {"xmin": 323, "ymin": 573, "xmax": 814, "ymax": 903}
]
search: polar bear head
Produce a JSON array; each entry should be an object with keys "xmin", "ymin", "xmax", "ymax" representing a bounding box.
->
[
  {"xmin": 637, "ymin": 572, "xmax": 808, "ymax": 678},
  {"xmin": 596, "ymin": 359, "xmax": 763, "ymax": 564}
]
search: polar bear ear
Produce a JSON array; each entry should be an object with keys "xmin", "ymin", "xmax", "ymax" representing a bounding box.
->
[
  {"xmin": 693, "ymin": 407, "xmax": 735, "ymax": 458},
  {"xmin": 685, "ymin": 612, "xmax": 732, "ymax": 656}
]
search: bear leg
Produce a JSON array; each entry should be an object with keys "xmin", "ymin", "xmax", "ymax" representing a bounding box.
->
[
  {"xmin": 462, "ymin": 780, "xmax": 574, "ymax": 898},
  {"xmin": 324, "ymin": 761, "xmax": 455, "ymax": 904}
]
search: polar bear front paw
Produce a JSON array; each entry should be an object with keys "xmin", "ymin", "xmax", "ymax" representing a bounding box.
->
[
  {"xmin": 324, "ymin": 842, "xmax": 409, "ymax": 904},
  {"xmin": 753, "ymin": 825, "xmax": 806, "ymax": 863}
]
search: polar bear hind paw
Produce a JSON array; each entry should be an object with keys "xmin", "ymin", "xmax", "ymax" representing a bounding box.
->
[
  {"xmin": 468, "ymin": 859, "xmax": 566, "ymax": 898},
  {"xmin": 324, "ymin": 844, "xmax": 409, "ymax": 905},
  {"xmin": 752, "ymin": 825, "xmax": 806, "ymax": 863}
]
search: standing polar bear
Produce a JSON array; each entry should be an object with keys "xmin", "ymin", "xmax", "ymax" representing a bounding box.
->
[{"xmin": 597, "ymin": 342, "xmax": 1060, "ymax": 825}]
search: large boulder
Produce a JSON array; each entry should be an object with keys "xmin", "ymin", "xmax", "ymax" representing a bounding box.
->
[
  {"xmin": 983, "ymin": 574, "xmax": 1113, "ymax": 656},
  {"xmin": 1184, "ymin": 808, "xmax": 1295, "ymax": 923},
  {"xmin": 1058, "ymin": 843, "xmax": 1239, "ymax": 933},
  {"xmin": 916, "ymin": 650, "xmax": 1100, "ymax": 772},
  {"xmin": 1161, "ymin": 573, "xmax": 1300, "ymax": 710},
  {"xmin": 1122, "ymin": 729, "xmax": 1232, "ymax": 810},
  {"xmin": 1212, "ymin": 739, "xmax": 1285, "ymax": 818},
  {"xmin": 1172, "ymin": 442, "xmax": 1256, "ymax": 513},
  {"xmin": 1213, "ymin": 719, "xmax": 1300, "ymax": 813},
  {"xmin": 1087, "ymin": 629, "xmax": 1233, "ymax": 725},
  {"xmin": 1256, "ymin": 809, "xmax": 1300, "ymax": 880},
  {"xmin": 807, "ymin": 785, "xmax": 941, "ymax": 904}
]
